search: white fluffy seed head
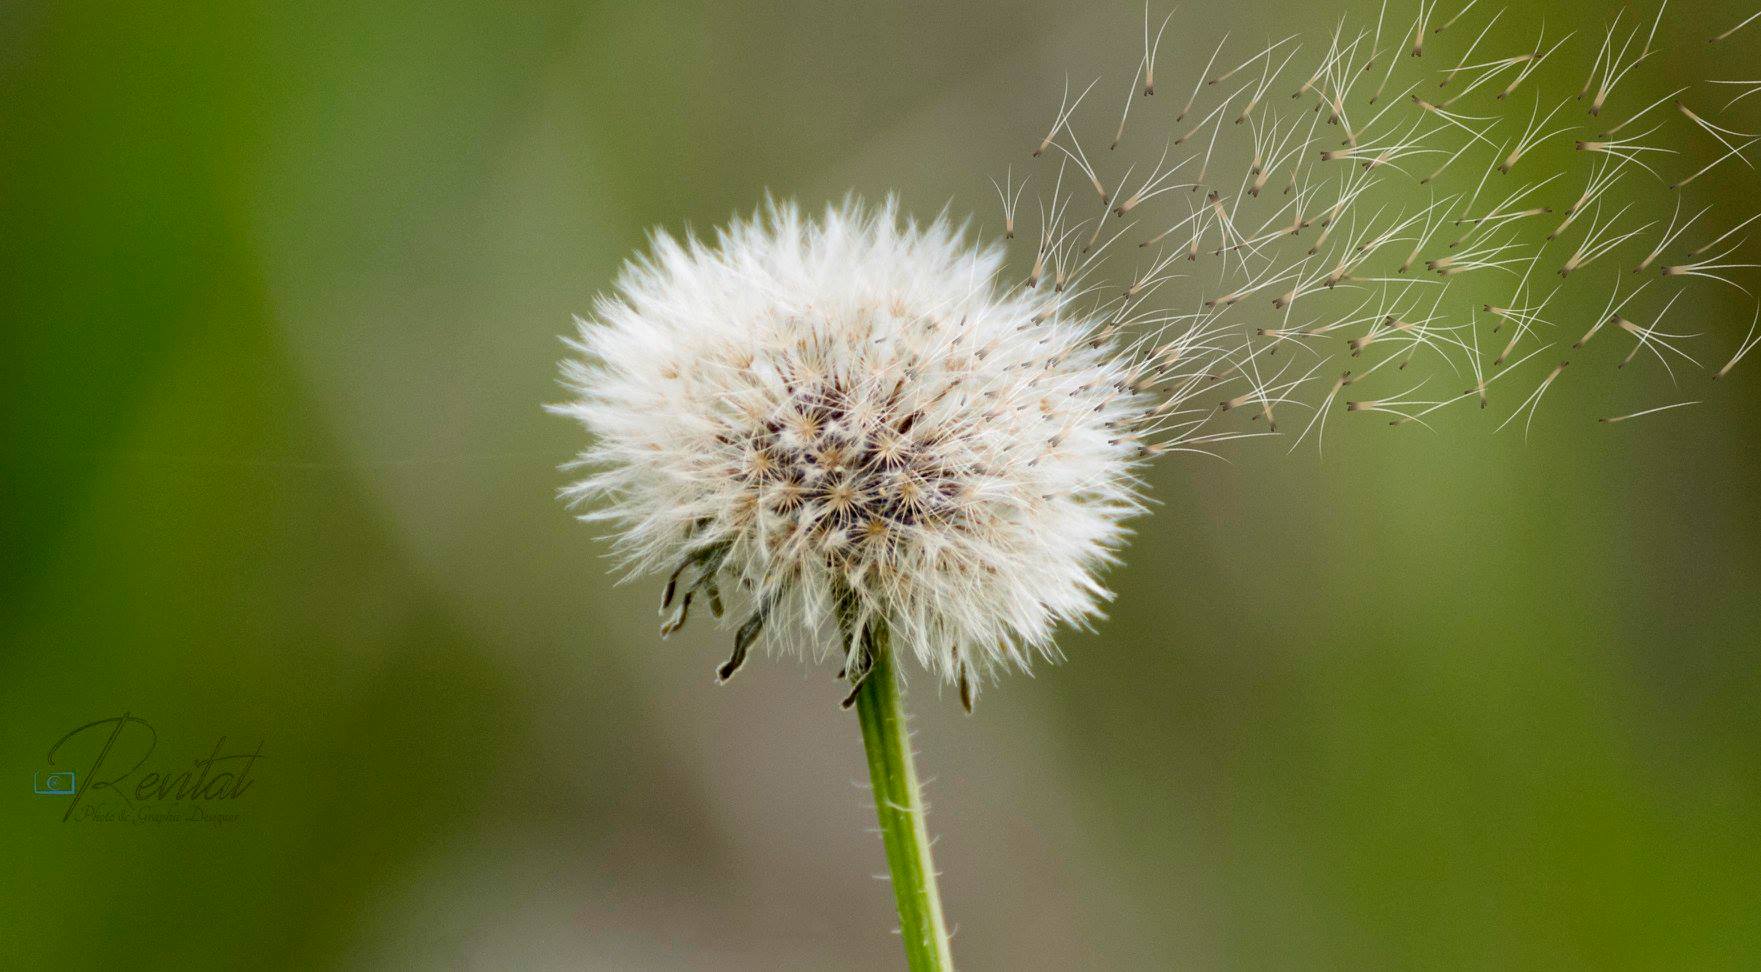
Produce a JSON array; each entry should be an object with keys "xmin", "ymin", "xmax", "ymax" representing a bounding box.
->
[{"xmin": 555, "ymin": 198, "xmax": 1147, "ymax": 689}]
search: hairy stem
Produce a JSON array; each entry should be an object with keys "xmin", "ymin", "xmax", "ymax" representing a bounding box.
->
[{"xmin": 851, "ymin": 619, "xmax": 955, "ymax": 971}]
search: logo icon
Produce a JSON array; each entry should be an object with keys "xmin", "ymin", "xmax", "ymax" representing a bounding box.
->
[{"xmin": 33, "ymin": 770, "xmax": 76, "ymax": 796}]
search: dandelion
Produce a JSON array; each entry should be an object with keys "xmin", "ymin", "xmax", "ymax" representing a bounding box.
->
[{"xmin": 557, "ymin": 200, "xmax": 1150, "ymax": 968}]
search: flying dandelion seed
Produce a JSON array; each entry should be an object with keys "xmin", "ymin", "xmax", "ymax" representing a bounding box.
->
[{"xmin": 995, "ymin": 0, "xmax": 1758, "ymax": 459}]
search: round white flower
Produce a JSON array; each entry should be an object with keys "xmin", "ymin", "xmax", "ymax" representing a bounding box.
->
[{"xmin": 555, "ymin": 199, "xmax": 1145, "ymax": 695}]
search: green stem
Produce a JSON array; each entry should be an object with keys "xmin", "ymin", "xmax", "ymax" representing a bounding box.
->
[{"xmin": 851, "ymin": 619, "xmax": 955, "ymax": 971}]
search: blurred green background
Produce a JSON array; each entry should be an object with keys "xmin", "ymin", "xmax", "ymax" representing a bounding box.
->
[{"xmin": 5, "ymin": 0, "xmax": 1761, "ymax": 967}]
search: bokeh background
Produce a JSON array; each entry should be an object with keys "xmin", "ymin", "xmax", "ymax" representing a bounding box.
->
[{"xmin": 5, "ymin": 0, "xmax": 1761, "ymax": 967}]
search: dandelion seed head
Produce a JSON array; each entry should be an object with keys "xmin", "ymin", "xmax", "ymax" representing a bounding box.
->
[{"xmin": 555, "ymin": 199, "xmax": 1147, "ymax": 687}]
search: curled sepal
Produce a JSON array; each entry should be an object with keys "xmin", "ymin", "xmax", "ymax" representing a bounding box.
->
[
  {"xmin": 658, "ymin": 591, "xmax": 692, "ymax": 639},
  {"xmin": 949, "ymin": 643, "xmax": 974, "ymax": 714},
  {"xmin": 716, "ymin": 596, "xmax": 772, "ymax": 684},
  {"xmin": 658, "ymin": 541, "xmax": 730, "ymax": 637},
  {"xmin": 839, "ymin": 629, "xmax": 876, "ymax": 710}
]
